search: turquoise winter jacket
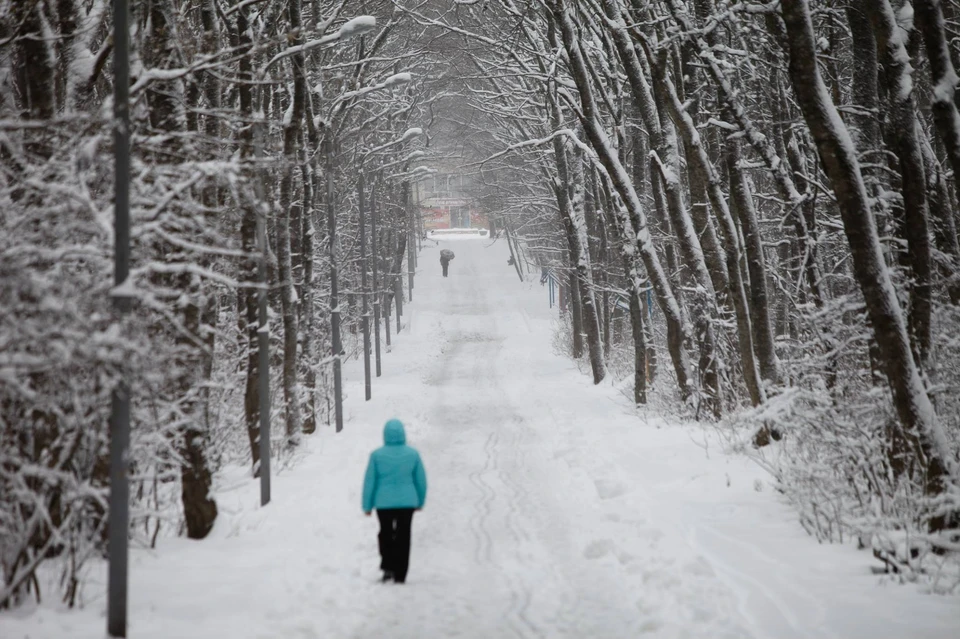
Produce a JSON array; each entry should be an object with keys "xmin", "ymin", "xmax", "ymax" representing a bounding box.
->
[{"xmin": 362, "ymin": 419, "xmax": 427, "ymax": 513}]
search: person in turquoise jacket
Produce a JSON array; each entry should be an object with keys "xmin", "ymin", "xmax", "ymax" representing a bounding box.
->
[{"xmin": 362, "ymin": 418, "xmax": 427, "ymax": 584}]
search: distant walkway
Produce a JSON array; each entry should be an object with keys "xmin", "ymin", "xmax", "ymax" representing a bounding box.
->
[{"xmin": 4, "ymin": 238, "xmax": 955, "ymax": 639}]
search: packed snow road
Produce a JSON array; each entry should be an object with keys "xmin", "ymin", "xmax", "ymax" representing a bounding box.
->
[{"xmin": 3, "ymin": 237, "xmax": 956, "ymax": 639}]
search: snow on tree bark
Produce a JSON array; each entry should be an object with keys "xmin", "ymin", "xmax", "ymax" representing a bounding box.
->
[
  {"xmin": 650, "ymin": 51, "xmax": 764, "ymax": 406},
  {"xmin": 914, "ymin": 0, "xmax": 960, "ymax": 203},
  {"xmin": 551, "ymin": 0, "xmax": 694, "ymax": 401},
  {"xmin": 867, "ymin": 0, "xmax": 934, "ymax": 368},
  {"xmin": 779, "ymin": 0, "xmax": 956, "ymax": 505},
  {"xmin": 549, "ymin": 84, "xmax": 606, "ymax": 385},
  {"xmin": 276, "ymin": 0, "xmax": 307, "ymax": 443}
]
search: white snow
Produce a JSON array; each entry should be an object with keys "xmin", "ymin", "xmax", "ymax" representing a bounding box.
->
[
  {"xmin": 933, "ymin": 67, "xmax": 959, "ymax": 104},
  {"xmin": 338, "ymin": 16, "xmax": 377, "ymax": 40},
  {"xmin": 110, "ymin": 277, "xmax": 138, "ymax": 300},
  {"xmin": 2, "ymin": 240, "xmax": 957, "ymax": 639},
  {"xmin": 384, "ymin": 72, "xmax": 413, "ymax": 88}
]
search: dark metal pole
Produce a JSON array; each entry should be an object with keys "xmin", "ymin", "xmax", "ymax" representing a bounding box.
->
[
  {"xmin": 359, "ymin": 173, "xmax": 371, "ymax": 400},
  {"xmin": 372, "ymin": 187, "xmax": 382, "ymax": 376},
  {"xmin": 326, "ymin": 141, "xmax": 343, "ymax": 431},
  {"xmin": 395, "ymin": 276, "xmax": 402, "ymax": 333},
  {"xmin": 406, "ymin": 182, "xmax": 414, "ymax": 300},
  {"xmin": 108, "ymin": 1, "xmax": 131, "ymax": 635},
  {"xmin": 384, "ymin": 272, "xmax": 392, "ymax": 348},
  {"xmin": 257, "ymin": 152, "xmax": 271, "ymax": 506},
  {"xmin": 258, "ymin": 296, "xmax": 270, "ymax": 506},
  {"xmin": 251, "ymin": 115, "xmax": 271, "ymax": 506}
]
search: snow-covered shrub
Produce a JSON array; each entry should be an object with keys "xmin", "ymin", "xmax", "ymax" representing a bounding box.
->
[{"xmin": 734, "ymin": 301, "xmax": 960, "ymax": 591}]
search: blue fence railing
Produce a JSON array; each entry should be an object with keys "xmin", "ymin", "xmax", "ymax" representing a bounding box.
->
[{"xmin": 541, "ymin": 267, "xmax": 654, "ymax": 319}]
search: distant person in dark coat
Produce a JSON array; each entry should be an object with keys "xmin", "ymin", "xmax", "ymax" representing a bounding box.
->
[
  {"xmin": 362, "ymin": 419, "xmax": 427, "ymax": 583},
  {"xmin": 439, "ymin": 249, "xmax": 454, "ymax": 277}
]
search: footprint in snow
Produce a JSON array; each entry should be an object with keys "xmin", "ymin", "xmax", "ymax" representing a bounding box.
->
[
  {"xmin": 583, "ymin": 538, "xmax": 614, "ymax": 560},
  {"xmin": 594, "ymin": 478, "xmax": 627, "ymax": 500}
]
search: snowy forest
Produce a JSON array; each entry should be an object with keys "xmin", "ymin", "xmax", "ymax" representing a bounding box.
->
[{"xmin": 2, "ymin": 0, "xmax": 960, "ymax": 617}]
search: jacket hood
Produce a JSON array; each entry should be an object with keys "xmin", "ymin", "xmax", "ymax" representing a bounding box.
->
[{"xmin": 383, "ymin": 418, "xmax": 406, "ymax": 445}]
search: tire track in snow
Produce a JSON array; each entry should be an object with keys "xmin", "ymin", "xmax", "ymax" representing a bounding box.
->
[
  {"xmin": 490, "ymin": 415, "xmax": 544, "ymax": 639},
  {"xmin": 455, "ymin": 302, "xmax": 540, "ymax": 639},
  {"xmin": 467, "ymin": 430, "xmax": 498, "ymax": 565},
  {"xmin": 465, "ymin": 426, "xmax": 529, "ymax": 639}
]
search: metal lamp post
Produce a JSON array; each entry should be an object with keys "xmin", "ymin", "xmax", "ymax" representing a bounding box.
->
[
  {"xmin": 108, "ymin": 0, "xmax": 131, "ymax": 635},
  {"xmin": 104, "ymin": 14, "xmax": 379, "ymax": 635},
  {"xmin": 325, "ymin": 139, "xmax": 345, "ymax": 432},
  {"xmin": 371, "ymin": 187, "xmax": 381, "ymax": 377},
  {"xmin": 358, "ymin": 173, "xmax": 371, "ymax": 400},
  {"xmin": 253, "ymin": 121, "xmax": 271, "ymax": 507},
  {"xmin": 327, "ymin": 79, "xmax": 417, "ymax": 412}
]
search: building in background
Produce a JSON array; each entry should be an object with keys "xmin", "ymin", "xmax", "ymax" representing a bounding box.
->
[{"xmin": 414, "ymin": 171, "xmax": 488, "ymax": 231}]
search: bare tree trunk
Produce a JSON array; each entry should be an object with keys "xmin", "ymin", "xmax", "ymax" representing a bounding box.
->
[
  {"xmin": 629, "ymin": 289, "xmax": 647, "ymax": 404},
  {"xmin": 779, "ymin": 0, "xmax": 956, "ymax": 510},
  {"xmin": 595, "ymin": 183, "xmax": 616, "ymax": 358},
  {"xmin": 726, "ymin": 140, "xmax": 781, "ymax": 388},
  {"xmin": 550, "ymin": 86, "xmax": 606, "ymax": 383},
  {"xmin": 914, "ymin": 0, "xmax": 960, "ymax": 199},
  {"xmin": 143, "ymin": 0, "xmax": 218, "ymax": 539},
  {"xmin": 299, "ymin": 136, "xmax": 317, "ymax": 434},
  {"xmin": 275, "ymin": 0, "xmax": 307, "ymax": 442},
  {"xmin": 552, "ymin": 0, "xmax": 694, "ymax": 399},
  {"xmin": 846, "ymin": 0, "xmax": 882, "ymax": 152},
  {"xmin": 384, "ymin": 233, "xmax": 408, "ymax": 322},
  {"xmin": 668, "ymin": 0, "xmax": 827, "ymax": 317},
  {"xmin": 624, "ymin": 34, "xmax": 721, "ymax": 409},
  {"xmin": 867, "ymin": 0, "xmax": 934, "ymax": 367},
  {"xmin": 13, "ymin": 2, "xmax": 54, "ymax": 121},
  {"xmin": 569, "ymin": 270, "xmax": 584, "ymax": 358},
  {"xmin": 629, "ymin": 135, "xmax": 658, "ymax": 380},
  {"xmin": 919, "ymin": 134, "xmax": 960, "ymax": 304},
  {"xmin": 652, "ymin": 55, "xmax": 764, "ymax": 407},
  {"xmin": 235, "ymin": 0, "xmax": 263, "ymax": 474}
]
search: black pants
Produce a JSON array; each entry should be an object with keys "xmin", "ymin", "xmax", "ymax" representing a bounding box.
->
[
  {"xmin": 441, "ymin": 260, "xmax": 449, "ymax": 277},
  {"xmin": 377, "ymin": 508, "xmax": 414, "ymax": 582}
]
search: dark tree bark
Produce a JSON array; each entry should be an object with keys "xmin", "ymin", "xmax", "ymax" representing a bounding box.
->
[
  {"xmin": 628, "ymin": 288, "xmax": 647, "ymax": 404},
  {"xmin": 300, "ymin": 121, "xmax": 319, "ymax": 435},
  {"xmin": 143, "ymin": 0, "xmax": 218, "ymax": 539},
  {"xmin": 919, "ymin": 134, "xmax": 960, "ymax": 305},
  {"xmin": 569, "ymin": 270, "xmax": 584, "ymax": 358},
  {"xmin": 276, "ymin": 0, "xmax": 307, "ymax": 441},
  {"xmin": 643, "ymin": 51, "xmax": 726, "ymax": 414},
  {"xmin": 236, "ymin": 0, "xmax": 262, "ymax": 474},
  {"xmin": 550, "ymin": 84, "xmax": 606, "ymax": 384},
  {"xmin": 867, "ymin": 0, "xmax": 934, "ymax": 367},
  {"xmin": 914, "ymin": 0, "xmax": 960, "ymax": 200},
  {"xmin": 629, "ymin": 129, "xmax": 658, "ymax": 380},
  {"xmin": 726, "ymin": 140, "xmax": 781, "ymax": 388},
  {"xmin": 55, "ymin": 0, "xmax": 79, "ymax": 112},
  {"xmin": 846, "ymin": 0, "xmax": 882, "ymax": 152},
  {"xmin": 13, "ymin": 2, "xmax": 54, "ymax": 121}
]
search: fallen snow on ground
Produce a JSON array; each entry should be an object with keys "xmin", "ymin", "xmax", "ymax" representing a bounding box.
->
[{"xmin": 2, "ymin": 238, "xmax": 957, "ymax": 639}]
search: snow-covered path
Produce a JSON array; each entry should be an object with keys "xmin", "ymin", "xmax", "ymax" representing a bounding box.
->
[{"xmin": 3, "ymin": 237, "xmax": 957, "ymax": 639}]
